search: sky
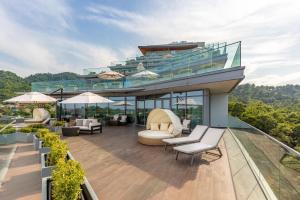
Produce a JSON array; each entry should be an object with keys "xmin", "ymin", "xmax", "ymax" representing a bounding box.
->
[{"xmin": 0, "ymin": 0, "xmax": 299, "ymax": 85}]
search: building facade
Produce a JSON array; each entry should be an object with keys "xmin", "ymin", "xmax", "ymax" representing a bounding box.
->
[{"xmin": 31, "ymin": 41, "xmax": 245, "ymax": 128}]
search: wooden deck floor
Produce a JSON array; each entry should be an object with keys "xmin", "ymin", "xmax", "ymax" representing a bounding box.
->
[
  {"xmin": 0, "ymin": 143, "xmax": 41, "ymax": 200},
  {"xmin": 65, "ymin": 125, "xmax": 236, "ymax": 200}
]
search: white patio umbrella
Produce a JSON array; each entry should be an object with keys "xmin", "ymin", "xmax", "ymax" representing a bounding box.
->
[
  {"xmin": 132, "ymin": 70, "xmax": 159, "ymax": 78},
  {"xmin": 97, "ymin": 71, "xmax": 124, "ymax": 80},
  {"xmin": 112, "ymin": 101, "xmax": 133, "ymax": 106},
  {"xmin": 112, "ymin": 101, "xmax": 133, "ymax": 114},
  {"xmin": 60, "ymin": 92, "xmax": 113, "ymax": 104},
  {"xmin": 4, "ymin": 92, "xmax": 57, "ymax": 104}
]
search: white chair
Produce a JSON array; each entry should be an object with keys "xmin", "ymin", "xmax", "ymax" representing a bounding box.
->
[
  {"xmin": 182, "ymin": 119, "xmax": 191, "ymax": 133},
  {"xmin": 173, "ymin": 128, "xmax": 225, "ymax": 165},
  {"xmin": 162, "ymin": 125, "xmax": 208, "ymax": 150}
]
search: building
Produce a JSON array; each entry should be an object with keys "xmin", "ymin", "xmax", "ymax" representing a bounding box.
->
[{"xmin": 31, "ymin": 41, "xmax": 244, "ymax": 128}]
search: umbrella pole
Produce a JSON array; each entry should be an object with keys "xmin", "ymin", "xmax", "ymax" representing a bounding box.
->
[{"xmin": 85, "ymin": 103, "xmax": 87, "ymax": 119}]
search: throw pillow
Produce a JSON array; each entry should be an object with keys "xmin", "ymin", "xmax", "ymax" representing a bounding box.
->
[
  {"xmin": 160, "ymin": 122, "xmax": 169, "ymax": 131},
  {"xmin": 76, "ymin": 119, "xmax": 83, "ymax": 126},
  {"xmin": 168, "ymin": 124, "xmax": 174, "ymax": 134},
  {"xmin": 150, "ymin": 123, "xmax": 160, "ymax": 131}
]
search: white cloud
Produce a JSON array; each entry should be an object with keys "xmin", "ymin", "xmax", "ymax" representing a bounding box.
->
[
  {"xmin": 86, "ymin": 0, "xmax": 300, "ymax": 85},
  {"xmin": 0, "ymin": 1, "xmax": 121, "ymax": 77},
  {"xmin": 243, "ymin": 72, "xmax": 300, "ymax": 86}
]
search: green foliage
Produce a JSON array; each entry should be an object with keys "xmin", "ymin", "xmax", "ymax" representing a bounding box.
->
[
  {"xmin": 42, "ymin": 132, "xmax": 60, "ymax": 148},
  {"xmin": 54, "ymin": 120, "xmax": 65, "ymax": 127},
  {"xmin": 0, "ymin": 70, "xmax": 30, "ymax": 102},
  {"xmin": 25, "ymin": 72, "xmax": 78, "ymax": 83},
  {"xmin": 0, "ymin": 126, "xmax": 16, "ymax": 134},
  {"xmin": 19, "ymin": 127, "xmax": 32, "ymax": 133},
  {"xmin": 52, "ymin": 159, "xmax": 85, "ymax": 200},
  {"xmin": 36, "ymin": 128, "xmax": 50, "ymax": 138},
  {"xmin": 48, "ymin": 140, "xmax": 69, "ymax": 166},
  {"xmin": 230, "ymin": 84, "xmax": 300, "ymax": 152}
]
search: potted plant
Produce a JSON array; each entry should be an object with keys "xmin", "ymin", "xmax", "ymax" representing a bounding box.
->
[
  {"xmin": 53, "ymin": 121, "xmax": 65, "ymax": 134},
  {"xmin": 41, "ymin": 140, "xmax": 68, "ymax": 178},
  {"xmin": 34, "ymin": 128, "xmax": 50, "ymax": 150},
  {"xmin": 0, "ymin": 126, "xmax": 16, "ymax": 144},
  {"xmin": 39, "ymin": 132, "xmax": 60, "ymax": 154},
  {"xmin": 42, "ymin": 159, "xmax": 85, "ymax": 200}
]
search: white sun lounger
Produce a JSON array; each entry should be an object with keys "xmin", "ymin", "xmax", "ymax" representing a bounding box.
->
[
  {"xmin": 162, "ymin": 125, "xmax": 208, "ymax": 150},
  {"xmin": 173, "ymin": 128, "xmax": 225, "ymax": 165}
]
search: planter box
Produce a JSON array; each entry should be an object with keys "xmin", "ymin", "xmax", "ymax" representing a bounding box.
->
[
  {"xmin": 39, "ymin": 141, "xmax": 51, "ymax": 154},
  {"xmin": 41, "ymin": 153, "xmax": 55, "ymax": 178},
  {"xmin": 42, "ymin": 177, "xmax": 99, "ymax": 200},
  {"xmin": 0, "ymin": 134, "xmax": 15, "ymax": 145},
  {"xmin": 14, "ymin": 132, "xmax": 33, "ymax": 143},
  {"xmin": 33, "ymin": 135, "xmax": 40, "ymax": 150}
]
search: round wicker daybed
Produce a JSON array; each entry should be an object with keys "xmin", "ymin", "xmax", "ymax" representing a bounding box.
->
[{"xmin": 138, "ymin": 109, "xmax": 182, "ymax": 145}]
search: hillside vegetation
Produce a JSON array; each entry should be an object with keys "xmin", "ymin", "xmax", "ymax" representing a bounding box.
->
[
  {"xmin": 25, "ymin": 72, "xmax": 79, "ymax": 83},
  {"xmin": 229, "ymin": 84, "xmax": 300, "ymax": 151},
  {"xmin": 0, "ymin": 70, "xmax": 30, "ymax": 102}
]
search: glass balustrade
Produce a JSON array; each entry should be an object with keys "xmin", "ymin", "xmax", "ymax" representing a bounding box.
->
[
  {"xmin": 31, "ymin": 42, "xmax": 241, "ymax": 92},
  {"xmin": 228, "ymin": 116, "xmax": 300, "ymax": 200}
]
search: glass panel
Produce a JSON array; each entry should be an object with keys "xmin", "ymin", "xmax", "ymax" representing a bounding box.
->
[
  {"xmin": 228, "ymin": 116, "xmax": 300, "ymax": 200},
  {"xmin": 31, "ymin": 42, "xmax": 242, "ymax": 93},
  {"xmin": 136, "ymin": 100, "xmax": 145, "ymax": 125},
  {"xmin": 186, "ymin": 96, "xmax": 203, "ymax": 128}
]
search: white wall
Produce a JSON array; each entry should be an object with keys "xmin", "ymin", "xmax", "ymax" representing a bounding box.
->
[{"xmin": 210, "ymin": 94, "xmax": 228, "ymax": 127}]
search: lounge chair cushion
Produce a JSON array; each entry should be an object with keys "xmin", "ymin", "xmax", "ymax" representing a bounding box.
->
[
  {"xmin": 160, "ymin": 122, "xmax": 169, "ymax": 131},
  {"xmin": 163, "ymin": 137, "xmax": 199, "ymax": 145},
  {"xmin": 150, "ymin": 123, "xmax": 160, "ymax": 131},
  {"xmin": 173, "ymin": 143, "xmax": 213, "ymax": 154},
  {"xmin": 168, "ymin": 124, "xmax": 174, "ymax": 134}
]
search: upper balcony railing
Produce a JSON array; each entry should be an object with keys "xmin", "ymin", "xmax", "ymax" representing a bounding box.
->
[
  {"xmin": 31, "ymin": 42, "xmax": 241, "ymax": 93},
  {"xmin": 228, "ymin": 116, "xmax": 300, "ymax": 200}
]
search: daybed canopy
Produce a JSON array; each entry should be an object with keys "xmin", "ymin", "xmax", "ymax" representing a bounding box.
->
[{"xmin": 146, "ymin": 109, "xmax": 182, "ymax": 135}]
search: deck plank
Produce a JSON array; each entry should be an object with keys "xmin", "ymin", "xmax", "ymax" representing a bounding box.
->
[{"xmin": 65, "ymin": 125, "xmax": 236, "ymax": 200}]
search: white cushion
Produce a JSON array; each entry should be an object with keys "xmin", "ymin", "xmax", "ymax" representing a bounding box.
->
[
  {"xmin": 120, "ymin": 115, "xmax": 127, "ymax": 122},
  {"xmin": 138, "ymin": 130, "xmax": 173, "ymax": 139},
  {"xmin": 160, "ymin": 122, "xmax": 169, "ymax": 131},
  {"xmin": 76, "ymin": 119, "xmax": 84, "ymax": 126},
  {"xmin": 113, "ymin": 114, "xmax": 119, "ymax": 121},
  {"xmin": 150, "ymin": 123, "xmax": 160, "ymax": 131}
]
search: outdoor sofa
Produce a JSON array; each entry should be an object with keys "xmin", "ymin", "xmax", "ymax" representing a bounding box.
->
[
  {"xmin": 73, "ymin": 119, "xmax": 102, "ymax": 134},
  {"xmin": 108, "ymin": 114, "xmax": 128, "ymax": 125},
  {"xmin": 138, "ymin": 109, "xmax": 183, "ymax": 145}
]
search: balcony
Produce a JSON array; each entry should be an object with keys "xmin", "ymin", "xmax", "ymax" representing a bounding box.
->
[{"xmin": 31, "ymin": 42, "xmax": 242, "ymax": 93}]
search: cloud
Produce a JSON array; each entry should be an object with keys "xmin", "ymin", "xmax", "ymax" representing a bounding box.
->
[
  {"xmin": 243, "ymin": 72, "xmax": 300, "ymax": 86},
  {"xmin": 0, "ymin": 1, "xmax": 120, "ymax": 77},
  {"xmin": 86, "ymin": 0, "xmax": 300, "ymax": 85}
]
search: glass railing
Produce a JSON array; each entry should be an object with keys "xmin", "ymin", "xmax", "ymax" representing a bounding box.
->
[
  {"xmin": 32, "ymin": 42, "xmax": 241, "ymax": 92},
  {"xmin": 228, "ymin": 116, "xmax": 300, "ymax": 200}
]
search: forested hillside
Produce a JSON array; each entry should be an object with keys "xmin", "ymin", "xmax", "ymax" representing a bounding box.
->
[
  {"xmin": 0, "ymin": 70, "xmax": 30, "ymax": 102},
  {"xmin": 229, "ymin": 84, "xmax": 300, "ymax": 151},
  {"xmin": 25, "ymin": 72, "xmax": 79, "ymax": 83}
]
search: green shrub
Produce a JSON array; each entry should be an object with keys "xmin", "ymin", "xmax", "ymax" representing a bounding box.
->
[
  {"xmin": 36, "ymin": 128, "xmax": 50, "ymax": 139},
  {"xmin": 54, "ymin": 121, "xmax": 65, "ymax": 127},
  {"xmin": 43, "ymin": 132, "xmax": 60, "ymax": 148},
  {"xmin": 48, "ymin": 140, "xmax": 69, "ymax": 166},
  {"xmin": 0, "ymin": 127, "xmax": 16, "ymax": 134},
  {"xmin": 19, "ymin": 127, "xmax": 32, "ymax": 133},
  {"xmin": 29, "ymin": 124, "xmax": 45, "ymax": 129},
  {"xmin": 52, "ymin": 159, "xmax": 85, "ymax": 200}
]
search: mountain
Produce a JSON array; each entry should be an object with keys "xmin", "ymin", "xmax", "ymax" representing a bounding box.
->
[
  {"xmin": 230, "ymin": 84, "xmax": 300, "ymax": 106},
  {"xmin": 25, "ymin": 72, "xmax": 79, "ymax": 83},
  {"xmin": 0, "ymin": 70, "xmax": 30, "ymax": 102}
]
